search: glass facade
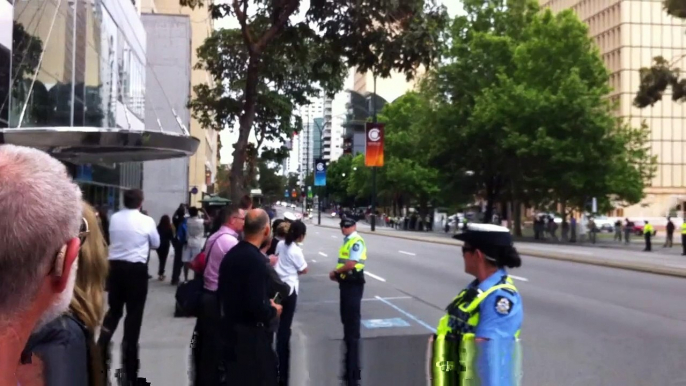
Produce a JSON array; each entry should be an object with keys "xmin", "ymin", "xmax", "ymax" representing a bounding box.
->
[{"xmin": 1, "ymin": 0, "xmax": 144, "ymax": 207}]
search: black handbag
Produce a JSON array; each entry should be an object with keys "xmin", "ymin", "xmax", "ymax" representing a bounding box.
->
[{"xmin": 174, "ymin": 233, "xmax": 225, "ymax": 318}]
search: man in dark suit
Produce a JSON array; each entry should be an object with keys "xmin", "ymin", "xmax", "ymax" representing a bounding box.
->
[{"xmin": 218, "ymin": 208, "xmax": 283, "ymax": 385}]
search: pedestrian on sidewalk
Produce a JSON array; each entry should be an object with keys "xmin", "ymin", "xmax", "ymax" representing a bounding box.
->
[
  {"xmin": 171, "ymin": 204, "xmax": 187, "ymax": 285},
  {"xmin": 98, "ymin": 189, "xmax": 160, "ymax": 384},
  {"xmin": 156, "ymin": 215, "xmax": 174, "ymax": 281},
  {"xmin": 275, "ymin": 220, "xmax": 309, "ymax": 386},
  {"xmin": 219, "ymin": 209, "xmax": 282, "ymax": 386},
  {"xmin": 0, "ymin": 145, "xmax": 83, "ymax": 386},
  {"xmin": 330, "ymin": 213, "xmax": 367, "ymax": 386},
  {"xmin": 614, "ymin": 220, "xmax": 623, "ymax": 242},
  {"xmin": 195, "ymin": 205, "xmax": 243, "ymax": 386},
  {"xmin": 182, "ymin": 207, "xmax": 206, "ymax": 281},
  {"xmin": 624, "ymin": 218, "xmax": 633, "ymax": 244},
  {"xmin": 570, "ymin": 216, "xmax": 577, "ymax": 242},
  {"xmin": 643, "ymin": 221, "xmax": 654, "ymax": 252},
  {"xmin": 664, "ymin": 217, "xmax": 675, "ymax": 248}
]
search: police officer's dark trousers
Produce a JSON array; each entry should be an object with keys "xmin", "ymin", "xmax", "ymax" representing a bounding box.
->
[
  {"xmin": 98, "ymin": 260, "xmax": 149, "ymax": 383},
  {"xmin": 339, "ymin": 281, "xmax": 364, "ymax": 385},
  {"xmin": 682, "ymin": 234, "xmax": 686, "ymax": 255},
  {"xmin": 644, "ymin": 233, "xmax": 652, "ymax": 251}
]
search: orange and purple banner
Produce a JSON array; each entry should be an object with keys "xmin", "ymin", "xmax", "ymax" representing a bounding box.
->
[{"xmin": 365, "ymin": 122, "xmax": 385, "ymax": 167}]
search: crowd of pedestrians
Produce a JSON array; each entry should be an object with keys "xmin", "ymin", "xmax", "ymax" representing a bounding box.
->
[{"xmin": 0, "ymin": 144, "xmax": 338, "ymax": 386}]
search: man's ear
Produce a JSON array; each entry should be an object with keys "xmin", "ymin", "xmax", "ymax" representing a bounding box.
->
[{"xmin": 52, "ymin": 237, "xmax": 79, "ymax": 293}]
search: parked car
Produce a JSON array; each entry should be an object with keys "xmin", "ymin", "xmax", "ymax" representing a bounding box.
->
[
  {"xmin": 592, "ymin": 216, "xmax": 615, "ymax": 233},
  {"xmin": 631, "ymin": 220, "xmax": 657, "ymax": 236}
]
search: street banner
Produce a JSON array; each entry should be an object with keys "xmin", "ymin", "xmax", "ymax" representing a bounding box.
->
[
  {"xmin": 284, "ymin": 189, "xmax": 289, "ymax": 198},
  {"xmin": 365, "ymin": 122, "xmax": 385, "ymax": 167},
  {"xmin": 314, "ymin": 159, "xmax": 327, "ymax": 186},
  {"xmin": 307, "ymin": 186, "xmax": 313, "ymax": 198}
]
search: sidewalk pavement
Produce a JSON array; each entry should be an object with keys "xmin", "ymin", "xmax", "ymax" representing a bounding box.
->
[{"xmin": 314, "ymin": 215, "xmax": 686, "ymax": 278}]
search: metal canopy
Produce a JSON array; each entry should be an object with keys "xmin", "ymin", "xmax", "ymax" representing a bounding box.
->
[{"xmin": 0, "ymin": 127, "xmax": 199, "ymax": 163}]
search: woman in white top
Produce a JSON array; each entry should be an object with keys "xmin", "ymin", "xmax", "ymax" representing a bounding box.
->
[
  {"xmin": 182, "ymin": 207, "xmax": 205, "ymax": 281},
  {"xmin": 274, "ymin": 220, "xmax": 308, "ymax": 386}
]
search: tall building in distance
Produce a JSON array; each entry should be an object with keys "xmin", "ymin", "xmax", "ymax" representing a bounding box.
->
[
  {"xmin": 141, "ymin": 0, "xmax": 219, "ymax": 207},
  {"xmin": 298, "ymin": 95, "xmax": 332, "ymax": 181},
  {"xmin": 540, "ymin": 0, "xmax": 686, "ymax": 217}
]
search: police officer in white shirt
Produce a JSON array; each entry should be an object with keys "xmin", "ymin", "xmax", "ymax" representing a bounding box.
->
[{"xmin": 97, "ymin": 189, "xmax": 160, "ymax": 384}]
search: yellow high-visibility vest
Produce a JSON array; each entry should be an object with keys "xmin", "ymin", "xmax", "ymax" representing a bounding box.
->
[
  {"xmin": 644, "ymin": 224, "xmax": 654, "ymax": 234},
  {"xmin": 337, "ymin": 235, "xmax": 367, "ymax": 271}
]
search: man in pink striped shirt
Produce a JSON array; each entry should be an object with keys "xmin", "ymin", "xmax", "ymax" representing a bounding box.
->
[{"xmin": 195, "ymin": 205, "xmax": 244, "ymax": 385}]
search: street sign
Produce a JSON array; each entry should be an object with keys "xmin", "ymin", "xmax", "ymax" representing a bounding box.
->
[
  {"xmin": 190, "ymin": 186, "xmax": 198, "ymax": 195},
  {"xmin": 284, "ymin": 189, "xmax": 289, "ymax": 198},
  {"xmin": 314, "ymin": 159, "xmax": 327, "ymax": 186}
]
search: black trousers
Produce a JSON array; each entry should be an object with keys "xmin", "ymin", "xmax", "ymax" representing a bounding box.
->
[
  {"xmin": 682, "ymin": 234, "xmax": 686, "ymax": 255},
  {"xmin": 157, "ymin": 247, "xmax": 169, "ymax": 276},
  {"xmin": 98, "ymin": 260, "xmax": 149, "ymax": 381},
  {"xmin": 339, "ymin": 282, "xmax": 364, "ymax": 385},
  {"xmin": 171, "ymin": 241, "xmax": 184, "ymax": 284},
  {"xmin": 644, "ymin": 233, "xmax": 652, "ymax": 251},
  {"xmin": 196, "ymin": 291, "xmax": 222, "ymax": 386},
  {"xmin": 224, "ymin": 324, "xmax": 278, "ymax": 386},
  {"xmin": 276, "ymin": 292, "xmax": 298, "ymax": 385}
]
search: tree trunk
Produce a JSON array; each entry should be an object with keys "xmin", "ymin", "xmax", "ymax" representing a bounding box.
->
[
  {"xmin": 230, "ymin": 56, "xmax": 261, "ymax": 202},
  {"xmin": 514, "ymin": 200, "xmax": 523, "ymax": 236},
  {"xmin": 483, "ymin": 176, "xmax": 501, "ymax": 224}
]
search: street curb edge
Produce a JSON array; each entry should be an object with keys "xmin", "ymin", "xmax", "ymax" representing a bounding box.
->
[{"xmin": 315, "ymin": 224, "xmax": 686, "ymax": 279}]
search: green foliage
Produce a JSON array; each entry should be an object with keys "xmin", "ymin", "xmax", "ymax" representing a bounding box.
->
[
  {"xmin": 326, "ymin": 155, "xmax": 356, "ymax": 206},
  {"xmin": 423, "ymin": 1, "xmax": 654, "ymax": 220},
  {"xmin": 182, "ymin": 0, "xmax": 449, "ymax": 202},
  {"xmin": 257, "ymin": 160, "xmax": 286, "ymax": 201}
]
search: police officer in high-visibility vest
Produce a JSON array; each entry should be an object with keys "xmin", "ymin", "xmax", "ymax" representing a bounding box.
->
[
  {"xmin": 430, "ymin": 224, "xmax": 523, "ymax": 386},
  {"xmin": 681, "ymin": 221, "xmax": 686, "ymax": 255},
  {"xmin": 329, "ymin": 213, "xmax": 366, "ymax": 386},
  {"xmin": 643, "ymin": 220, "xmax": 654, "ymax": 252}
]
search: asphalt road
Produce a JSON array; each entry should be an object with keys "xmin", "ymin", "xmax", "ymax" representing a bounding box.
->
[
  {"xmin": 105, "ymin": 215, "xmax": 686, "ymax": 385},
  {"xmin": 290, "ymin": 223, "xmax": 686, "ymax": 386}
]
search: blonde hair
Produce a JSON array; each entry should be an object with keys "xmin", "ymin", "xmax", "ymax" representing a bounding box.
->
[
  {"xmin": 276, "ymin": 222, "xmax": 290, "ymax": 238},
  {"xmin": 70, "ymin": 202, "xmax": 109, "ymax": 331}
]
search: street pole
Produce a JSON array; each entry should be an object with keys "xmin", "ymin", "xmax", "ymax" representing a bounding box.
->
[{"xmin": 371, "ymin": 74, "xmax": 377, "ymax": 232}]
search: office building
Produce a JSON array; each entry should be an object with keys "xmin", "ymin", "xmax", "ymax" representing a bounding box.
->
[
  {"xmin": 0, "ymin": 0, "xmax": 198, "ymax": 210},
  {"xmin": 141, "ymin": 0, "xmax": 219, "ymax": 207},
  {"xmin": 298, "ymin": 96, "xmax": 332, "ymax": 178},
  {"xmin": 540, "ymin": 0, "xmax": 686, "ymax": 217}
]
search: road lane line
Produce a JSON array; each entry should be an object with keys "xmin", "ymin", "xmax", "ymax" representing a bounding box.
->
[
  {"xmin": 399, "ymin": 251, "xmax": 416, "ymax": 256},
  {"xmin": 331, "ymin": 235, "xmax": 337, "ymax": 238},
  {"xmin": 318, "ymin": 252, "xmax": 328, "ymax": 257},
  {"xmin": 375, "ymin": 295, "xmax": 436, "ymax": 333},
  {"xmin": 299, "ymin": 296, "xmax": 411, "ymax": 305},
  {"xmin": 311, "ymin": 259, "xmax": 317, "ymax": 263},
  {"xmin": 509, "ymin": 275, "xmax": 529, "ymax": 282},
  {"xmin": 365, "ymin": 271, "xmax": 386, "ymax": 282}
]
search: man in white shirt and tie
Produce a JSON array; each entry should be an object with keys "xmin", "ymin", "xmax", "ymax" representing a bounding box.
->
[{"xmin": 97, "ymin": 189, "xmax": 160, "ymax": 384}]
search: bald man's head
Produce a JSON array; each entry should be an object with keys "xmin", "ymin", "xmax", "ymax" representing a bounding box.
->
[{"xmin": 244, "ymin": 209, "xmax": 270, "ymax": 238}]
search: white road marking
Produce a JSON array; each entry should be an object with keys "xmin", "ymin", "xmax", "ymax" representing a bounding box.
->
[
  {"xmin": 509, "ymin": 275, "xmax": 529, "ymax": 282},
  {"xmin": 399, "ymin": 250, "xmax": 416, "ymax": 256},
  {"xmin": 311, "ymin": 259, "xmax": 317, "ymax": 263},
  {"xmin": 331, "ymin": 235, "xmax": 337, "ymax": 239},
  {"xmin": 298, "ymin": 296, "xmax": 411, "ymax": 305},
  {"xmin": 318, "ymin": 252, "xmax": 328, "ymax": 257},
  {"xmin": 375, "ymin": 296, "xmax": 436, "ymax": 332},
  {"xmin": 365, "ymin": 271, "xmax": 386, "ymax": 282}
]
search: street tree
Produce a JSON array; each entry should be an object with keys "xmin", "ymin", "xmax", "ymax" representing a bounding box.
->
[
  {"xmin": 181, "ymin": 0, "xmax": 448, "ymax": 203},
  {"xmin": 423, "ymin": 0, "xmax": 540, "ymax": 223},
  {"xmin": 326, "ymin": 155, "xmax": 356, "ymax": 206},
  {"xmin": 257, "ymin": 159, "xmax": 286, "ymax": 202},
  {"xmin": 468, "ymin": 9, "xmax": 655, "ymax": 228}
]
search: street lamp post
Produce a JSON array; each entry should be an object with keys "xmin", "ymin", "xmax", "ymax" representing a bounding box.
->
[{"xmin": 371, "ymin": 74, "xmax": 378, "ymax": 232}]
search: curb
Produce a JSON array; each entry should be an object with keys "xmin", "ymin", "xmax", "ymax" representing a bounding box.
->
[{"xmin": 316, "ymin": 224, "xmax": 686, "ymax": 279}]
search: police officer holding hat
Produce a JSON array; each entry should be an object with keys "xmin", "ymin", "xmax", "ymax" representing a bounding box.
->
[
  {"xmin": 430, "ymin": 223, "xmax": 523, "ymax": 386},
  {"xmin": 329, "ymin": 212, "xmax": 366, "ymax": 385}
]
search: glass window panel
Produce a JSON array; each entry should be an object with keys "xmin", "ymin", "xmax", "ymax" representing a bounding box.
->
[
  {"xmin": 674, "ymin": 162, "xmax": 683, "ymax": 187},
  {"xmin": 11, "ymin": 0, "xmax": 73, "ymax": 128},
  {"xmin": 673, "ymin": 116, "xmax": 683, "ymax": 141},
  {"xmin": 662, "ymin": 164, "xmax": 673, "ymax": 187}
]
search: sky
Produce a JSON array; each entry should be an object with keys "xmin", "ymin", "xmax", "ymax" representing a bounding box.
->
[{"xmin": 215, "ymin": 0, "xmax": 464, "ymax": 164}]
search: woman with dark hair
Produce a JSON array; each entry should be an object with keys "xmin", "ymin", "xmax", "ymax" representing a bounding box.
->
[
  {"xmin": 157, "ymin": 215, "xmax": 174, "ymax": 281},
  {"xmin": 171, "ymin": 204, "xmax": 187, "ymax": 285},
  {"xmin": 267, "ymin": 219, "xmax": 287, "ymax": 256},
  {"xmin": 430, "ymin": 224, "xmax": 523, "ymax": 385},
  {"xmin": 274, "ymin": 220, "xmax": 308, "ymax": 385}
]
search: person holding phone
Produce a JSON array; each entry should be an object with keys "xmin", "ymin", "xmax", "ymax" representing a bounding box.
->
[{"xmin": 274, "ymin": 220, "xmax": 309, "ymax": 386}]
